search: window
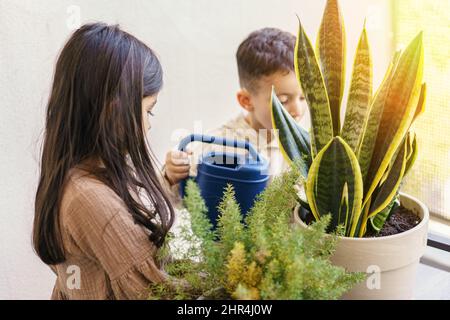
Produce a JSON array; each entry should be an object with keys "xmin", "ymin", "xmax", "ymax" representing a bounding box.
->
[{"xmin": 393, "ymin": 0, "xmax": 450, "ymax": 222}]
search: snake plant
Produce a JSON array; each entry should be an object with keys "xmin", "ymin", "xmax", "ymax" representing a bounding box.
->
[{"xmin": 271, "ymin": 0, "xmax": 425, "ymax": 237}]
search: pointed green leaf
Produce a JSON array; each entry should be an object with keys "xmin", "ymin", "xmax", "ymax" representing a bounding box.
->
[
  {"xmin": 363, "ymin": 32, "xmax": 424, "ymax": 207},
  {"xmin": 341, "ymin": 24, "xmax": 372, "ymax": 151},
  {"xmin": 378, "ymin": 157, "xmax": 394, "ymax": 187},
  {"xmin": 404, "ymin": 132, "xmax": 418, "ymax": 176},
  {"xmin": 370, "ymin": 195, "xmax": 400, "ymax": 233},
  {"xmin": 317, "ymin": 0, "xmax": 346, "ymax": 135},
  {"xmin": 357, "ymin": 50, "xmax": 401, "ymax": 184},
  {"xmin": 413, "ymin": 83, "xmax": 426, "ymax": 121},
  {"xmin": 271, "ymin": 90, "xmax": 312, "ymax": 178},
  {"xmin": 295, "ymin": 17, "xmax": 333, "ymax": 156},
  {"xmin": 305, "ymin": 137, "xmax": 363, "ymax": 237},
  {"xmin": 368, "ymin": 136, "xmax": 409, "ymax": 219},
  {"xmin": 368, "ymin": 131, "xmax": 415, "ymax": 233},
  {"xmin": 338, "ymin": 182, "xmax": 350, "ymax": 232}
]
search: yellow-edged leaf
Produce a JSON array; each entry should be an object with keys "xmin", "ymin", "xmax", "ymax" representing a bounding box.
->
[
  {"xmin": 295, "ymin": 17, "xmax": 333, "ymax": 156},
  {"xmin": 305, "ymin": 136, "xmax": 363, "ymax": 236},
  {"xmin": 363, "ymin": 32, "xmax": 424, "ymax": 208},
  {"xmin": 341, "ymin": 22, "xmax": 372, "ymax": 151},
  {"xmin": 317, "ymin": 0, "xmax": 346, "ymax": 135}
]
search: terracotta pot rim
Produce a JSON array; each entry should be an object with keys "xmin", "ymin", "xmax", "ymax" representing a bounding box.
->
[{"xmin": 293, "ymin": 192, "xmax": 429, "ymax": 242}]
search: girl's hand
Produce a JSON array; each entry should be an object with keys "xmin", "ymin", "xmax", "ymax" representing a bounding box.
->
[{"xmin": 164, "ymin": 150, "xmax": 192, "ymax": 185}]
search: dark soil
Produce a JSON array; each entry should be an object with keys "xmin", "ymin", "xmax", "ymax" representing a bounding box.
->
[
  {"xmin": 367, "ymin": 206, "xmax": 421, "ymax": 237},
  {"xmin": 298, "ymin": 205, "xmax": 421, "ymax": 237}
]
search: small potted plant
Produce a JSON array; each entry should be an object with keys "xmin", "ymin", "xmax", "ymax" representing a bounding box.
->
[
  {"xmin": 148, "ymin": 171, "xmax": 364, "ymax": 300},
  {"xmin": 271, "ymin": 0, "xmax": 429, "ymax": 299}
]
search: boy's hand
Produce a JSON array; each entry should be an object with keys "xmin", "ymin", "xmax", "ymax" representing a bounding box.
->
[{"xmin": 164, "ymin": 150, "xmax": 192, "ymax": 185}]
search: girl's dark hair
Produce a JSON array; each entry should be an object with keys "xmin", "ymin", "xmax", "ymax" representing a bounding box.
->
[{"xmin": 33, "ymin": 23, "xmax": 174, "ymax": 265}]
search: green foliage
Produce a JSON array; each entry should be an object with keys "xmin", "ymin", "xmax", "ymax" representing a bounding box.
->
[
  {"xmin": 217, "ymin": 184, "xmax": 247, "ymax": 259},
  {"xmin": 181, "ymin": 179, "xmax": 223, "ymax": 285},
  {"xmin": 272, "ymin": 0, "xmax": 425, "ymax": 236},
  {"xmin": 305, "ymin": 136, "xmax": 364, "ymax": 237},
  {"xmin": 271, "ymin": 89, "xmax": 312, "ymax": 179},
  {"xmin": 148, "ymin": 168, "xmax": 364, "ymax": 300}
]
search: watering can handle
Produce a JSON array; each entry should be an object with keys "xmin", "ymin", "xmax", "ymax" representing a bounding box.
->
[{"xmin": 178, "ymin": 134, "xmax": 260, "ymax": 162}]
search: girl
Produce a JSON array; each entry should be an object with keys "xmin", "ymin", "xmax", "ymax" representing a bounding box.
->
[{"xmin": 33, "ymin": 23, "xmax": 175, "ymax": 299}]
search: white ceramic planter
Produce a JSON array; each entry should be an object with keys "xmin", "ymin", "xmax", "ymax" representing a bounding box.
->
[{"xmin": 292, "ymin": 192, "xmax": 429, "ymax": 300}]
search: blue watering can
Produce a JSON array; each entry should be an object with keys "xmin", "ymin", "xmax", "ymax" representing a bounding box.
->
[{"xmin": 178, "ymin": 134, "xmax": 269, "ymax": 228}]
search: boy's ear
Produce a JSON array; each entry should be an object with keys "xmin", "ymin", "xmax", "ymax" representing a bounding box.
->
[{"xmin": 237, "ymin": 89, "xmax": 254, "ymax": 112}]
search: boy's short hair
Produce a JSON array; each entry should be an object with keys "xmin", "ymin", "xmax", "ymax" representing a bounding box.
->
[{"xmin": 236, "ymin": 28, "xmax": 296, "ymax": 92}]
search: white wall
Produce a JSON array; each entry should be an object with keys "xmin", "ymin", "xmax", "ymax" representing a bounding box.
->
[{"xmin": 0, "ymin": 0, "xmax": 392, "ymax": 299}]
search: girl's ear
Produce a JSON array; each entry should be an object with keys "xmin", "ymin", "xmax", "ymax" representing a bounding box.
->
[{"xmin": 237, "ymin": 88, "xmax": 254, "ymax": 112}]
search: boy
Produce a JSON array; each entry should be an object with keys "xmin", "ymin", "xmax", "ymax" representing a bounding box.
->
[{"xmin": 164, "ymin": 27, "xmax": 306, "ymax": 187}]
